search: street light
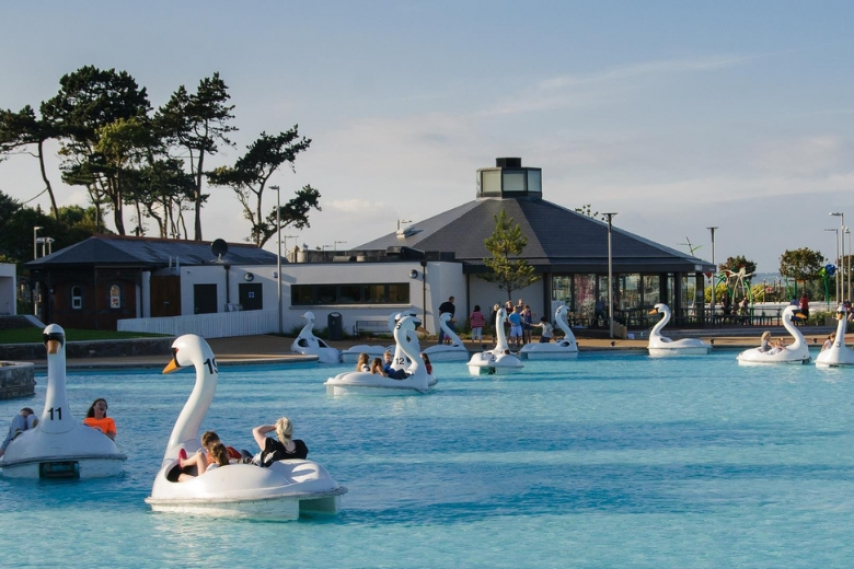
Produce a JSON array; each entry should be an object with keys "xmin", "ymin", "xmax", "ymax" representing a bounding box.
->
[
  {"xmin": 831, "ymin": 212, "xmax": 846, "ymax": 300},
  {"xmin": 707, "ymin": 227, "xmax": 718, "ymax": 323},
  {"xmin": 825, "ymin": 227, "xmax": 840, "ymax": 303},
  {"xmin": 604, "ymin": 213, "xmax": 617, "ymax": 338},
  {"xmin": 333, "ymin": 240, "xmax": 347, "ymax": 251},
  {"xmin": 33, "ymin": 226, "xmax": 43, "ymax": 260},
  {"xmin": 270, "ymin": 185, "xmax": 283, "ymax": 335},
  {"xmin": 847, "ymin": 227, "xmax": 852, "ymax": 303}
]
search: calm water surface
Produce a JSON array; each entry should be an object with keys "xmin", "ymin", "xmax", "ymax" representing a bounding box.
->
[{"xmin": 2, "ymin": 349, "xmax": 854, "ymax": 568}]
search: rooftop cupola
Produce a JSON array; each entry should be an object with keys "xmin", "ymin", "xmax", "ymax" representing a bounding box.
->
[{"xmin": 476, "ymin": 157, "xmax": 542, "ymax": 199}]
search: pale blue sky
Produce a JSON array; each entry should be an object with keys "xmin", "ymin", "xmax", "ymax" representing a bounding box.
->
[{"xmin": 2, "ymin": 1, "xmax": 854, "ymax": 273}]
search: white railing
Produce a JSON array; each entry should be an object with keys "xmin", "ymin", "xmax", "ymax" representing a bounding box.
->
[{"xmin": 118, "ymin": 310, "xmax": 279, "ymax": 338}]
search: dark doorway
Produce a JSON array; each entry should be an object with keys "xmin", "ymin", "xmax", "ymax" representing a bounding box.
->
[
  {"xmin": 193, "ymin": 284, "xmax": 218, "ymax": 314},
  {"xmin": 151, "ymin": 276, "xmax": 181, "ymax": 317},
  {"xmin": 238, "ymin": 283, "xmax": 263, "ymax": 311}
]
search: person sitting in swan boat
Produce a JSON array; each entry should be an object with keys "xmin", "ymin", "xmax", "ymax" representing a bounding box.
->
[
  {"xmin": 382, "ymin": 351, "xmax": 409, "ymax": 380},
  {"xmin": 0, "ymin": 407, "xmax": 38, "ymax": 458},
  {"xmin": 252, "ymin": 417, "xmax": 308, "ymax": 466},
  {"xmin": 177, "ymin": 441, "xmax": 230, "ymax": 481},
  {"xmin": 822, "ymin": 333, "xmax": 836, "ymax": 352},
  {"xmin": 370, "ymin": 357, "xmax": 385, "ymax": 375},
  {"xmin": 83, "ymin": 398, "xmax": 117, "ymax": 441},
  {"xmin": 356, "ymin": 353, "xmax": 371, "ymax": 373}
]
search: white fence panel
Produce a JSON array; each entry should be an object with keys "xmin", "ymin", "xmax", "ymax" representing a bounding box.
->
[{"xmin": 118, "ymin": 310, "xmax": 279, "ymax": 338}]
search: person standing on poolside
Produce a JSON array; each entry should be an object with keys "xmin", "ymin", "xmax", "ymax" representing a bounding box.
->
[{"xmin": 437, "ymin": 296, "xmax": 456, "ymax": 345}]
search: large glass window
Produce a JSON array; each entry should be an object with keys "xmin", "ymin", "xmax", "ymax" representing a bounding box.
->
[
  {"xmin": 574, "ymin": 274, "xmax": 597, "ymax": 320},
  {"xmin": 527, "ymin": 170, "xmax": 542, "ymax": 195},
  {"xmin": 292, "ymin": 283, "xmax": 411, "ymax": 305},
  {"xmin": 643, "ymin": 275, "xmax": 660, "ymax": 308},
  {"xmin": 620, "ymin": 274, "xmax": 641, "ymax": 310},
  {"xmin": 480, "ymin": 170, "xmax": 501, "ymax": 196},
  {"xmin": 502, "ymin": 171, "xmax": 526, "ymax": 194}
]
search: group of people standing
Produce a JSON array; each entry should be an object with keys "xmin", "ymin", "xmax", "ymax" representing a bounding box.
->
[{"xmin": 437, "ymin": 295, "xmax": 555, "ymax": 349}]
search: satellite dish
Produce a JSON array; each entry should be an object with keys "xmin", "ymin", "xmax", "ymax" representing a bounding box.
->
[{"xmin": 211, "ymin": 239, "xmax": 228, "ymax": 260}]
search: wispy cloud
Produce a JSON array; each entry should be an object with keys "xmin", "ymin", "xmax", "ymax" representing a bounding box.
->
[{"xmin": 481, "ymin": 54, "xmax": 754, "ymax": 116}]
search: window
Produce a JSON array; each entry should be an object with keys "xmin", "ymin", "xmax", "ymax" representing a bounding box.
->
[
  {"xmin": 292, "ymin": 283, "xmax": 410, "ymax": 305},
  {"xmin": 71, "ymin": 286, "xmax": 83, "ymax": 310},
  {"xmin": 109, "ymin": 285, "xmax": 121, "ymax": 309}
]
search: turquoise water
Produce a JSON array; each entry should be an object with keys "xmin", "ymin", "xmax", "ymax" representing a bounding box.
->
[{"xmin": 3, "ymin": 349, "xmax": 854, "ymax": 568}]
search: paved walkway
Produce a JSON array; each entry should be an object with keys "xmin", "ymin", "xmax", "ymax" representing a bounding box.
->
[{"xmin": 22, "ymin": 324, "xmax": 836, "ymax": 369}]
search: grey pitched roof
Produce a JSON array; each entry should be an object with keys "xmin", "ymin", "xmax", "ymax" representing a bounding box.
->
[
  {"xmin": 25, "ymin": 235, "xmax": 281, "ymax": 268},
  {"xmin": 358, "ymin": 197, "xmax": 714, "ymax": 273}
]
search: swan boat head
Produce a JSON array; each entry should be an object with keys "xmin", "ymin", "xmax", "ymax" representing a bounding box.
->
[
  {"xmin": 423, "ymin": 312, "xmax": 468, "ymax": 360},
  {"xmin": 518, "ymin": 305, "xmax": 578, "ymax": 359}
]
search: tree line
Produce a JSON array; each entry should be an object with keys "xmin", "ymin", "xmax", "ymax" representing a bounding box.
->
[{"xmin": 0, "ymin": 65, "xmax": 321, "ymax": 261}]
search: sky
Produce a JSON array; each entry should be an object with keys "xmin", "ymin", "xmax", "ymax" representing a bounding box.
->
[{"xmin": 1, "ymin": 1, "xmax": 853, "ymax": 274}]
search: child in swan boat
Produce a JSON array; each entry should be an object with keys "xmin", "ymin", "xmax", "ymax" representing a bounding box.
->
[
  {"xmin": 83, "ymin": 398, "xmax": 117, "ymax": 441},
  {"xmin": 177, "ymin": 442, "xmax": 230, "ymax": 481},
  {"xmin": 356, "ymin": 353, "xmax": 371, "ymax": 372},
  {"xmin": 382, "ymin": 351, "xmax": 409, "ymax": 380},
  {"xmin": 370, "ymin": 357, "xmax": 384, "ymax": 375},
  {"xmin": 252, "ymin": 417, "xmax": 308, "ymax": 466}
]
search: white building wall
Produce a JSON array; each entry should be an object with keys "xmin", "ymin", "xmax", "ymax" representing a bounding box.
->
[{"xmin": 0, "ymin": 264, "xmax": 17, "ymax": 315}]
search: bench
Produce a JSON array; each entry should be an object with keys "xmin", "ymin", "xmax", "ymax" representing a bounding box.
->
[{"xmin": 353, "ymin": 320, "xmax": 390, "ymax": 336}]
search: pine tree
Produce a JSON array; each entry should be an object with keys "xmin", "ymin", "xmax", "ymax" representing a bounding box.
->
[{"xmin": 479, "ymin": 209, "xmax": 540, "ymax": 301}]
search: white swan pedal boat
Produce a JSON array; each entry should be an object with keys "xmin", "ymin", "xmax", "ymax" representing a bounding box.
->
[
  {"xmin": 519, "ymin": 305, "xmax": 579, "ymax": 360},
  {"xmin": 291, "ymin": 311, "xmax": 341, "ymax": 363},
  {"xmin": 647, "ymin": 303, "xmax": 711, "ymax": 357},
  {"xmin": 146, "ymin": 334, "xmax": 346, "ymax": 519},
  {"xmin": 325, "ymin": 314, "xmax": 436, "ymax": 394},
  {"xmin": 815, "ymin": 306, "xmax": 854, "ymax": 368},
  {"xmin": 0, "ymin": 324, "xmax": 126, "ymax": 479},
  {"xmin": 422, "ymin": 312, "xmax": 470, "ymax": 362},
  {"xmin": 468, "ymin": 307, "xmax": 523, "ymax": 375},
  {"xmin": 737, "ymin": 305, "xmax": 810, "ymax": 365}
]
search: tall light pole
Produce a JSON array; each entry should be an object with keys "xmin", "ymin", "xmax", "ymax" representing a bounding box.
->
[
  {"xmin": 847, "ymin": 227, "xmax": 852, "ymax": 303},
  {"xmin": 33, "ymin": 226, "xmax": 43, "ymax": 260},
  {"xmin": 604, "ymin": 213, "xmax": 617, "ymax": 338},
  {"xmin": 270, "ymin": 185, "xmax": 283, "ymax": 335},
  {"xmin": 831, "ymin": 212, "xmax": 845, "ymax": 300},
  {"xmin": 825, "ymin": 227, "xmax": 840, "ymax": 302},
  {"xmin": 707, "ymin": 227, "xmax": 718, "ymax": 322}
]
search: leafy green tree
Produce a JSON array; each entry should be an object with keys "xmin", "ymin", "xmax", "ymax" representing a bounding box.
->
[
  {"xmin": 719, "ymin": 255, "xmax": 757, "ymax": 279},
  {"xmin": 126, "ymin": 158, "xmax": 196, "ymax": 238},
  {"xmin": 779, "ymin": 247, "xmax": 825, "ymax": 285},
  {"xmin": 0, "ymin": 105, "xmax": 62, "ymax": 218},
  {"xmin": 479, "ymin": 209, "xmax": 540, "ymax": 301},
  {"xmin": 259, "ymin": 185, "xmax": 322, "ymax": 247},
  {"xmin": 41, "ymin": 66, "xmax": 151, "ymax": 235},
  {"xmin": 157, "ymin": 72, "xmax": 236, "ymax": 241},
  {"xmin": 209, "ymin": 128, "xmax": 312, "ymax": 245}
]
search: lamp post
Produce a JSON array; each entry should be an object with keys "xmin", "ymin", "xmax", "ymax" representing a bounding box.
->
[
  {"xmin": 334, "ymin": 240, "xmax": 347, "ymax": 251},
  {"xmin": 825, "ymin": 227, "xmax": 840, "ymax": 302},
  {"xmin": 604, "ymin": 213, "xmax": 617, "ymax": 338},
  {"xmin": 847, "ymin": 227, "xmax": 852, "ymax": 303},
  {"xmin": 707, "ymin": 226, "xmax": 718, "ymax": 323},
  {"xmin": 831, "ymin": 212, "xmax": 845, "ymax": 300},
  {"xmin": 270, "ymin": 185, "xmax": 283, "ymax": 335},
  {"xmin": 33, "ymin": 226, "xmax": 43, "ymax": 260}
]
